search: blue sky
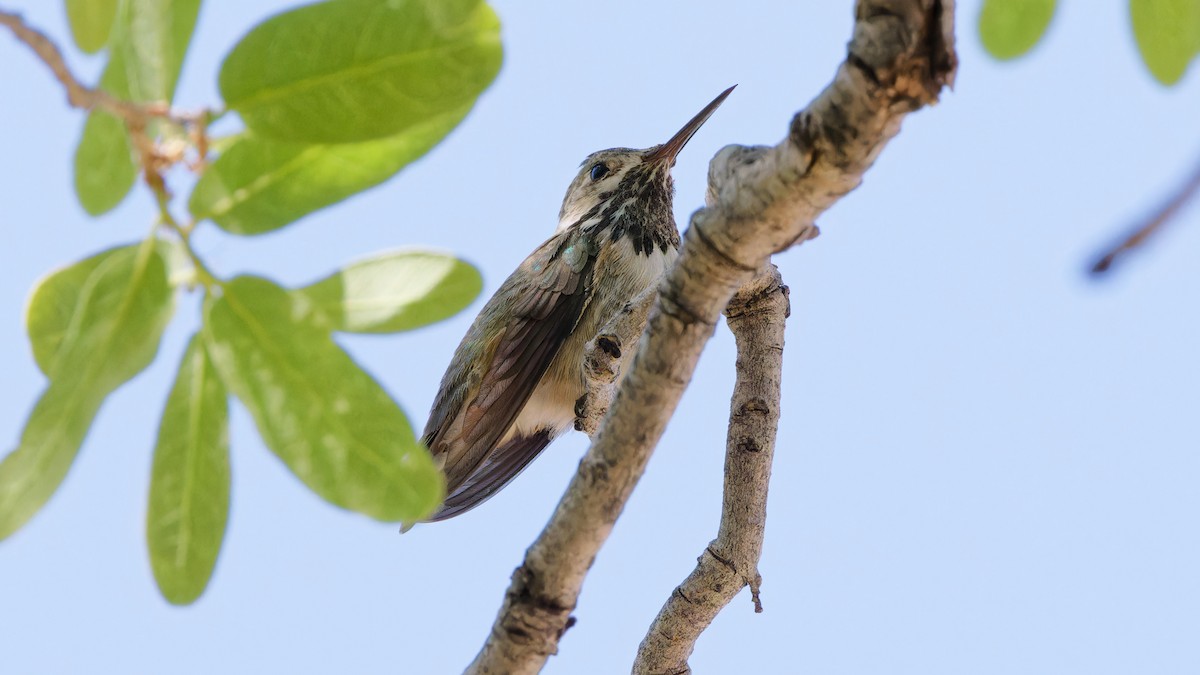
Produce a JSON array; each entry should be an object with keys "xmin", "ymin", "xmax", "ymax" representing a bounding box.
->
[{"xmin": 2, "ymin": 1, "xmax": 1199, "ymax": 673}]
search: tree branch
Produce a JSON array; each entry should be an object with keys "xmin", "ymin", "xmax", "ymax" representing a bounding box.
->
[
  {"xmin": 633, "ymin": 264, "xmax": 788, "ymax": 675},
  {"xmin": 465, "ymin": 3, "xmax": 957, "ymax": 673}
]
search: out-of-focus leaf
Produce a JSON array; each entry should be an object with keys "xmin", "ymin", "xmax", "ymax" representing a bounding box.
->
[
  {"xmin": 1131, "ymin": 0, "xmax": 1200, "ymax": 85},
  {"xmin": 147, "ymin": 334, "xmax": 230, "ymax": 606},
  {"xmin": 203, "ymin": 276, "xmax": 443, "ymax": 522},
  {"xmin": 26, "ymin": 245, "xmax": 123, "ymax": 376},
  {"xmin": 26, "ymin": 242, "xmax": 180, "ymax": 375},
  {"xmin": 102, "ymin": 0, "xmax": 204, "ymax": 102},
  {"xmin": 219, "ymin": 0, "xmax": 501, "ymax": 143},
  {"xmin": 295, "ymin": 250, "xmax": 481, "ymax": 334},
  {"xmin": 188, "ymin": 105, "xmax": 469, "ymax": 235},
  {"xmin": 73, "ymin": 0, "xmax": 204, "ymax": 216},
  {"xmin": 979, "ymin": 0, "xmax": 1057, "ymax": 60},
  {"xmin": 66, "ymin": 0, "xmax": 119, "ymax": 53},
  {"xmin": 0, "ymin": 244, "xmax": 174, "ymax": 540},
  {"xmin": 74, "ymin": 111, "xmax": 137, "ymax": 217}
]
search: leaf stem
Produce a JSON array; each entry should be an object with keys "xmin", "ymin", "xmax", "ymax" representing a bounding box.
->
[{"xmin": 154, "ymin": 191, "xmax": 220, "ymax": 290}]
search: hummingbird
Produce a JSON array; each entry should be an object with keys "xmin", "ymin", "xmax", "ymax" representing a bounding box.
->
[{"xmin": 420, "ymin": 86, "xmax": 734, "ymax": 522}]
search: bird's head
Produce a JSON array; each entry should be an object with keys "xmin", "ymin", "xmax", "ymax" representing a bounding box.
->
[{"xmin": 556, "ymin": 86, "xmax": 735, "ymax": 233}]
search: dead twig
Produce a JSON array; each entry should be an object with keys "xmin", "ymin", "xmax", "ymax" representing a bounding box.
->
[{"xmin": 1090, "ymin": 152, "xmax": 1200, "ymax": 276}]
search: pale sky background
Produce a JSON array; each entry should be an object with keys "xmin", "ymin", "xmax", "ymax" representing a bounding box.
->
[{"xmin": 3, "ymin": 1, "xmax": 1200, "ymax": 673}]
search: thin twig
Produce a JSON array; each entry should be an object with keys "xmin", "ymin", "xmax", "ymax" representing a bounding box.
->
[
  {"xmin": 464, "ymin": 2, "xmax": 957, "ymax": 673},
  {"xmin": 1090, "ymin": 152, "xmax": 1200, "ymax": 276},
  {"xmin": 153, "ymin": 184, "xmax": 219, "ymax": 289},
  {"xmin": 1, "ymin": 6, "xmax": 218, "ymax": 191},
  {"xmin": 633, "ymin": 264, "xmax": 788, "ymax": 674},
  {"xmin": 3, "ymin": 4, "xmax": 221, "ymax": 264},
  {"xmin": 0, "ymin": 8, "xmax": 203, "ymax": 128}
]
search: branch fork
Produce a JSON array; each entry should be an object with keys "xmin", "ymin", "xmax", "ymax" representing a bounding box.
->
[{"xmin": 467, "ymin": 2, "xmax": 957, "ymax": 674}]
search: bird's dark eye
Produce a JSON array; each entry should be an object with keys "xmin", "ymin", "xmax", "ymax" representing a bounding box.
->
[{"xmin": 589, "ymin": 163, "xmax": 609, "ymax": 181}]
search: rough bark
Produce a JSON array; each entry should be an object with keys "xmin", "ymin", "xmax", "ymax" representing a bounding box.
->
[
  {"xmin": 633, "ymin": 265, "xmax": 788, "ymax": 675},
  {"xmin": 465, "ymin": 2, "xmax": 957, "ymax": 673}
]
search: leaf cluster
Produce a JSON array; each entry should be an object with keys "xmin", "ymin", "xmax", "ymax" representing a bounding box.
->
[{"xmin": 2, "ymin": 0, "xmax": 501, "ymax": 604}]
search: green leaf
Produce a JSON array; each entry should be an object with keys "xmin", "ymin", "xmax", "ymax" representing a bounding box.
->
[
  {"xmin": 0, "ymin": 243, "xmax": 174, "ymax": 541},
  {"xmin": 295, "ymin": 250, "xmax": 481, "ymax": 334},
  {"xmin": 101, "ymin": 0, "xmax": 204, "ymax": 103},
  {"xmin": 1131, "ymin": 0, "xmax": 1200, "ymax": 85},
  {"xmin": 74, "ymin": 111, "xmax": 137, "ymax": 217},
  {"xmin": 188, "ymin": 105, "xmax": 470, "ymax": 235},
  {"xmin": 66, "ymin": 0, "xmax": 119, "ymax": 53},
  {"xmin": 147, "ymin": 334, "xmax": 230, "ymax": 605},
  {"xmin": 979, "ymin": 0, "xmax": 1057, "ymax": 60},
  {"xmin": 26, "ymin": 245, "xmax": 122, "ymax": 376},
  {"xmin": 73, "ymin": 0, "xmax": 204, "ymax": 216},
  {"xmin": 26, "ymin": 242, "xmax": 181, "ymax": 375},
  {"xmin": 219, "ymin": 0, "xmax": 502, "ymax": 143},
  {"xmin": 203, "ymin": 276, "xmax": 443, "ymax": 522}
]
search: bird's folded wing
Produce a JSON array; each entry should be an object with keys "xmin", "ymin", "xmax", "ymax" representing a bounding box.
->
[
  {"xmin": 428, "ymin": 428, "xmax": 554, "ymax": 521},
  {"xmin": 422, "ymin": 230, "xmax": 596, "ymax": 499}
]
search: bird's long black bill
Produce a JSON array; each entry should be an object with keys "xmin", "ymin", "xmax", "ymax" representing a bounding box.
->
[{"xmin": 646, "ymin": 84, "xmax": 736, "ymax": 166}]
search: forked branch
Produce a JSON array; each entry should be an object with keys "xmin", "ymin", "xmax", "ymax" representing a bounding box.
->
[
  {"xmin": 467, "ymin": 1, "xmax": 956, "ymax": 673},
  {"xmin": 633, "ymin": 265, "xmax": 788, "ymax": 675}
]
